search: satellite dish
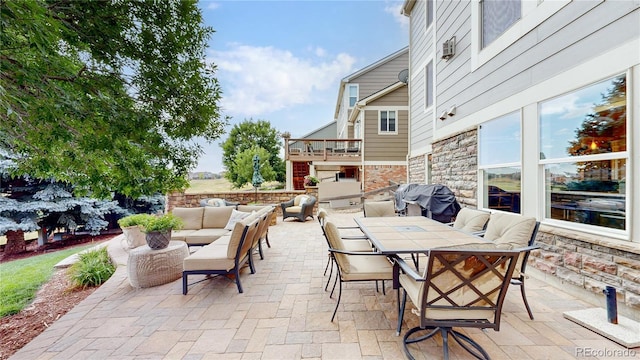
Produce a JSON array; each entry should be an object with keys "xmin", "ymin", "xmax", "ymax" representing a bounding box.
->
[{"xmin": 398, "ymin": 69, "xmax": 409, "ymax": 84}]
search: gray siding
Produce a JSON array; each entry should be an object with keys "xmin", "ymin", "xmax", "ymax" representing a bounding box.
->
[
  {"xmin": 437, "ymin": 1, "xmax": 639, "ymax": 130},
  {"xmin": 363, "ymin": 109, "xmax": 408, "ymax": 162},
  {"xmin": 351, "ymin": 51, "xmax": 409, "ymax": 100},
  {"xmin": 408, "ymin": 0, "xmax": 435, "ymax": 153}
]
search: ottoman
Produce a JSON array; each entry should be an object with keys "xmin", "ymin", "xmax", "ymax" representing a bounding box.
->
[{"xmin": 128, "ymin": 241, "xmax": 189, "ymax": 288}]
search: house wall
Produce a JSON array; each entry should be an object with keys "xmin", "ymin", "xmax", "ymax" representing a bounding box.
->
[
  {"xmin": 408, "ymin": 154, "xmax": 426, "ymax": 184},
  {"xmin": 363, "ymin": 164, "xmax": 407, "ymax": 193},
  {"xmin": 430, "ymin": 130, "xmax": 640, "ymax": 313},
  {"xmin": 350, "ymin": 51, "xmax": 409, "ymax": 100},
  {"xmin": 405, "ymin": 0, "xmax": 640, "ymax": 314},
  {"xmin": 407, "ymin": 0, "xmax": 435, "ymax": 165},
  {"xmin": 362, "ymin": 85, "xmax": 409, "ymax": 162}
]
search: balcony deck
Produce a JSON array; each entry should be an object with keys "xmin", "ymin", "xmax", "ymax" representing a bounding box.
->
[{"xmin": 285, "ymin": 138, "xmax": 361, "ymax": 162}]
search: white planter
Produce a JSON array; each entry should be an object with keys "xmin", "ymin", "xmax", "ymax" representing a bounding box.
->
[{"xmin": 122, "ymin": 225, "xmax": 146, "ymax": 249}]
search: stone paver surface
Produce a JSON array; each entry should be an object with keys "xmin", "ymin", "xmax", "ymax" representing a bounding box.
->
[{"xmin": 10, "ymin": 210, "xmax": 636, "ymax": 359}]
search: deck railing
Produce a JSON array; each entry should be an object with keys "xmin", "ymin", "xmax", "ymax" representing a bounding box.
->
[{"xmin": 284, "ymin": 138, "xmax": 362, "ymax": 162}]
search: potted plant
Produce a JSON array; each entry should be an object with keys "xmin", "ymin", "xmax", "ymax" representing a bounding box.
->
[
  {"xmin": 118, "ymin": 214, "xmax": 154, "ymax": 249},
  {"xmin": 303, "ymin": 175, "xmax": 319, "ymax": 187},
  {"xmin": 142, "ymin": 214, "xmax": 183, "ymax": 250}
]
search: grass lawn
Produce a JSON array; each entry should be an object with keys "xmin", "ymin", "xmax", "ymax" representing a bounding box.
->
[{"xmin": 0, "ymin": 243, "xmax": 97, "ymax": 317}]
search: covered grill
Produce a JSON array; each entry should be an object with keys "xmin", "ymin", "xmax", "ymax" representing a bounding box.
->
[{"xmin": 394, "ymin": 184, "xmax": 461, "ymax": 223}]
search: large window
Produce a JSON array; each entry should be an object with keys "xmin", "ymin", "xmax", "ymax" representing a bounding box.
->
[
  {"xmin": 478, "ymin": 111, "xmax": 521, "ymax": 213},
  {"xmin": 379, "ymin": 110, "xmax": 397, "ymax": 134},
  {"xmin": 540, "ymin": 75, "xmax": 627, "ymax": 231},
  {"xmin": 481, "ymin": 0, "xmax": 521, "ymax": 48},
  {"xmin": 425, "ymin": 60, "xmax": 433, "ymax": 109},
  {"xmin": 348, "ymin": 84, "xmax": 358, "ymax": 107}
]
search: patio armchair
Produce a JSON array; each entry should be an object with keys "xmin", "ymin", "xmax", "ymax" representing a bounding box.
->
[
  {"xmin": 281, "ymin": 195, "xmax": 316, "ymax": 222},
  {"xmin": 481, "ymin": 212, "xmax": 540, "ymax": 319},
  {"xmin": 395, "ymin": 247, "xmax": 525, "ymax": 360},
  {"xmin": 323, "ymin": 220, "xmax": 394, "ymax": 322}
]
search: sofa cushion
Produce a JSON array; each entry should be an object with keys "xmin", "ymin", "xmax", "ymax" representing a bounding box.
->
[
  {"xmin": 286, "ymin": 205, "xmax": 302, "ymax": 214},
  {"xmin": 183, "ymin": 244, "xmax": 235, "ymax": 272},
  {"xmin": 203, "ymin": 206, "xmax": 235, "ymax": 229},
  {"xmin": 237, "ymin": 204, "xmax": 271, "ymax": 213},
  {"xmin": 171, "ymin": 229, "xmax": 198, "ymax": 242},
  {"xmin": 172, "ymin": 207, "xmax": 204, "ymax": 230},
  {"xmin": 224, "ymin": 209, "xmax": 252, "ymax": 231},
  {"xmin": 227, "ymin": 213, "xmax": 259, "ymax": 258},
  {"xmin": 183, "ymin": 228, "xmax": 231, "ymax": 245}
]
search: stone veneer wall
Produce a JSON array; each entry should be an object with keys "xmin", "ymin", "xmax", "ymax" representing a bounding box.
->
[
  {"xmin": 430, "ymin": 129, "xmax": 640, "ymax": 313},
  {"xmin": 363, "ymin": 164, "xmax": 407, "ymax": 193},
  {"xmin": 408, "ymin": 154, "xmax": 426, "ymax": 184},
  {"xmin": 166, "ymin": 187, "xmax": 319, "ymax": 220},
  {"xmin": 430, "ymin": 129, "xmax": 478, "ymax": 208}
]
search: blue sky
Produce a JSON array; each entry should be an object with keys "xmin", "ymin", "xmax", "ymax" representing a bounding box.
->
[{"xmin": 193, "ymin": 0, "xmax": 408, "ymax": 173}]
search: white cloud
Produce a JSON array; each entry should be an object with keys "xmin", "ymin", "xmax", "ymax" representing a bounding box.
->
[
  {"xmin": 204, "ymin": 1, "xmax": 220, "ymax": 10},
  {"xmin": 208, "ymin": 44, "xmax": 356, "ymax": 116},
  {"xmin": 384, "ymin": 1, "xmax": 409, "ymax": 30}
]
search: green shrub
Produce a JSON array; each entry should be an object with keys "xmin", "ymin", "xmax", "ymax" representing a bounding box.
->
[
  {"xmin": 117, "ymin": 213, "xmax": 153, "ymax": 228},
  {"xmin": 69, "ymin": 247, "xmax": 116, "ymax": 288},
  {"xmin": 143, "ymin": 214, "xmax": 183, "ymax": 233}
]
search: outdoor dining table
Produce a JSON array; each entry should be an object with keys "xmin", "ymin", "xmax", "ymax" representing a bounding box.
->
[
  {"xmin": 354, "ymin": 216, "xmax": 490, "ymax": 289},
  {"xmin": 354, "ymin": 215, "xmax": 487, "ymax": 255}
]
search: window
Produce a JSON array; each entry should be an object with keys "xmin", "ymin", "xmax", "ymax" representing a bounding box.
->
[
  {"xmin": 426, "ymin": 0, "xmax": 433, "ymax": 30},
  {"xmin": 478, "ymin": 111, "xmax": 521, "ymax": 213},
  {"xmin": 425, "ymin": 60, "xmax": 433, "ymax": 109},
  {"xmin": 348, "ymin": 84, "xmax": 358, "ymax": 107},
  {"xmin": 379, "ymin": 110, "xmax": 397, "ymax": 134},
  {"xmin": 481, "ymin": 0, "xmax": 521, "ymax": 48},
  {"xmin": 540, "ymin": 75, "xmax": 627, "ymax": 231}
]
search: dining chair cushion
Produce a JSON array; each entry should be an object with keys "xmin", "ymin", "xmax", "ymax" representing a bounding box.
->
[
  {"xmin": 343, "ymin": 239, "xmax": 373, "ymax": 252},
  {"xmin": 341, "ymin": 255, "xmax": 393, "ymax": 280},
  {"xmin": 324, "ymin": 221, "xmax": 349, "ymax": 271},
  {"xmin": 172, "ymin": 207, "xmax": 204, "ymax": 230},
  {"xmin": 453, "ymin": 208, "xmax": 490, "ymax": 233},
  {"xmin": 484, "ymin": 212, "xmax": 537, "ymax": 249}
]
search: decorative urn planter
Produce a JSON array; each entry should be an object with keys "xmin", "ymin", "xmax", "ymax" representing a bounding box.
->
[
  {"xmin": 145, "ymin": 230, "xmax": 172, "ymax": 250},
  {"xmin": 122, "ymin": 225, "xmax": 147, "ymax": 249}
]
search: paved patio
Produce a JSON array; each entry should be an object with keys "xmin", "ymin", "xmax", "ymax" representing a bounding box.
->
[{"xmin": 11, "ymin": 210, "xmax": 635, "ymax": 359}]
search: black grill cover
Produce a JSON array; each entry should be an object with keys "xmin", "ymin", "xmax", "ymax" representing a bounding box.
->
[{"xmin": 394, "ymin": 184, "xmax": 461, "ymax": 223}]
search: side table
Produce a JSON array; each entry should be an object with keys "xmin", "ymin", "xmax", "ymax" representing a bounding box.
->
[{"xmin": 128, "ymin": 241, "xmax": 189, "ymax": 289}]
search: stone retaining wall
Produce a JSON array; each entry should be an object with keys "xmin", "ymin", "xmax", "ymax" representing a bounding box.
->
[{"xmin": 166, "ymin": 187, "xmax": 319, "ymax": 220}]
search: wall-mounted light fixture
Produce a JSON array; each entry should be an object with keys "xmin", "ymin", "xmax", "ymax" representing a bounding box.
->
[
  {"xmin": 447, "ymin": 105, "xmax": 456, "ymax": 117},
  {"xmin": 442, "ymin": 36, "xmax": 456, "ymax": 61},
  {"xmin": 439, "ymin": 111, "xmax": 448, "ymax": 121}
]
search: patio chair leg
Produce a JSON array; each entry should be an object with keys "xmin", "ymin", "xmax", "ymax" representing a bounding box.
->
[
  {"xmin": 519, "ymin": 279, "xmax": 534, "ymax": 320},
  {"xmin": 265, "ymin": 233, "xmax": 271, "ymax": 248},
  {"xmin": 325, "ymin": 256, "xmax": 334, "ymax": 292},
  {"xmin": 449, "ymin": 329, "xmax": 491, "ymax": 360},
  {"xmin": 182, "ymin": 274, "xmax": 188, "ymax": 295},
  {"xmin": 396, "ymin": 288, "xmax": 407, "ymax": 335},
  {"xmin": 330, "ymin": 268, "xmax": 339, "ymax": 298},
  {"xmin": 258, "ymin": 240, "xmax": 264, "ymax": 260},
  {"xmin": 248, "ymin": 252, "xmax": 256, "ymax": 274},
  {"xmin": 331, "ymin": 277, "xmax": 343, "ymax": 322},
  {"xmin": 324, "ymin": 253, "xmax": 331, "ymax": 276},
  {"xmin": 234, "ymin": 269, "xmax": 243, "ymax": 293},
  {"xmin": 403, "ymin": 326, "xmax": 439, "ymax": 360}
]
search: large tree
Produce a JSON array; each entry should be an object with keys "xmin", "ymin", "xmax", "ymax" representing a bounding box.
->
[
  {"xmin": 221, "ymin": 119, "xmax": 285, "ymax": 188},
  {"xmin": 0, "ymin": 0, "xmax": 227, "ymax": 198}
]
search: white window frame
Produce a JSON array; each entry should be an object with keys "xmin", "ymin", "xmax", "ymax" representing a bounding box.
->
[
  {"xmin": 470, "ymin": 0, "xmax": 572, "ymax": 71},
  {"xmin": 425, "ymin": 0, "xmax": 433, "ymax": 32},
  {"xmin": 424, "ymin": 59, "xmax": 434, "ymax": 111},
  {"xmin": 477, "ymin": 111, "xmax": 522, "ymax": 213},
  {"xmin": 348, "ymin": 84, "xmax": 359, "ymax": 108},
  {"xmin": 378, "ymin": 110, "xmax": 398, "ymax": 135},
  {"xmin": 538, "ymin": 74, "xmax": 628, "ymax": 236}
]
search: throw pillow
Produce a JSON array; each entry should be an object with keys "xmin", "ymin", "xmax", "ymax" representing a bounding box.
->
[
  {"xmin": 298, "ymin": 196, "xmax": 309, "ymax": 206},
  {"xmin": 207, "ymin": 198, "xmax": 226, "ymax": 207},
  {"xmin": 224, "ymin": 209, "xmax": 251, "ymax": 231}
]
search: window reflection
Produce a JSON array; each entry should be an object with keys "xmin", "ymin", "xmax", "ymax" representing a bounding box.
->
[
  {"xmin": 484, "ymin": 167, "xmax": 521, "ymax": 213},
  {"xmin": 540, "ymin": 76, "xmax": 626, "ymax": 160},
  {"xmin": 545, "ymin": 161, "xmax": 625, "ymax": 230}
]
